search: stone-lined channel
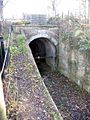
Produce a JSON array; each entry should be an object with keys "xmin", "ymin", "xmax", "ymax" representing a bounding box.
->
[
  {"xmin": 29, "ymin": 36, "xmax": 90, "ymax": 120},
  {"xmin": 35, "ymin": 61, "xmax": 90, "ymax": 120}
]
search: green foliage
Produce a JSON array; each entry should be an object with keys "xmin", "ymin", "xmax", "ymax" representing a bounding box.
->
[
  {"xmin": 11, "ymin": 34, "xmax": 27, "ymax": 56},
  {"xmin": 50, "ymin": 112, "xmax": 62, "ymax": 120},
  {"xmin": 3, "ymin": 23, "xmax": 9, "ymax": 41},
  {"xmin": 79, "ymin": 39, "xmax": 90, "ymax": 54},
  {"xmin": 12, "ymin": 20, "xmax": 30, "ymax": 25},
  {"xmin": 47, "ymin": 16, "xmax": 61, "ymax": 25},
  {"xmin": 61, "ymin": 32, "xmax": 69, "ymax": 41},
  {"xmin": 4, "ymin": 33, "xmax": 8, "ymax": 41},
  {"xmin": 22, "ymin": 20, "xmax": 30, "ymax": 25},
  {"xmin": 16, "ymin": 35, "xmax": 27, "ymax": 54},
  {"xmin": 75, "ymin": 30, "xmax": 84, "ymax": 37},
  {"xmin": 10, "ymin": 45, "xmax": 19, "ymax": 55},
  {"xmin": 57, "ymin": 15, "xmax": 90, "ymax": 54},
  {"xmin": 61, "ymin": 31, "xmax": 73, "ymax": 41},
  {"xmin": 75, "ymin": 29, "xmax": 90, "ymax": 55}
]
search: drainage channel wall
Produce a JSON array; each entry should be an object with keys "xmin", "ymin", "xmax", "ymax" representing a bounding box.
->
[{"xmin": 58, "ymin": 36, "xmax": 90, "ymax": 93}]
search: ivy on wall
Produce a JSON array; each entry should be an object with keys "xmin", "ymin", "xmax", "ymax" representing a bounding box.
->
[
  {"xmin": 48, "ymin": 15, "xmax": 90, "ymax": 55},
  {"xmin": 75, "ymin": 29, "xmax": 90, "ymax": 55}
]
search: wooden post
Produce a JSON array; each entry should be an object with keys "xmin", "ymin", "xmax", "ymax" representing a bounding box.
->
[{"xmin": 0, "ymin": 0, "xmax": 7, "ymax": 119}]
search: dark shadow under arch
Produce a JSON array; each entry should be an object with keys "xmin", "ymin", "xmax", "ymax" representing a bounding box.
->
[{"xmin": 29, "ymin": 37, "xmax": 56, "ymax": 73}]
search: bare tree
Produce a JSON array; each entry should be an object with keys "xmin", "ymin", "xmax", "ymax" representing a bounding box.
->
[
  {"xmin": 78, "ymin": 0, "xmax": 87, "ymax": 23},
  {"xmin": 88, "ymin": 0, "xmax": 90, "ymax": 23},
  {"xmin": 48, "ymin": 0, "xmax": 59, "ymax": 17},
  {"xmin": 81, "ymin": 0, "xmax": 90, "ymax": 23},
  {"xmin": 52, "ymin": 0, "xmax": 57, "ymax": 17}
]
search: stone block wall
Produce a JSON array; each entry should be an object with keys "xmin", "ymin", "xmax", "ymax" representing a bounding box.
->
[{"xmin": 58, "ymin": 37, "xmax": 90, "ymax": 92}]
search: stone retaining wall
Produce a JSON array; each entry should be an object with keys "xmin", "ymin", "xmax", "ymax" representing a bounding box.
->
[{"xmin": 58, "ymin": 37, "xmax": 90, "ymax": 93}]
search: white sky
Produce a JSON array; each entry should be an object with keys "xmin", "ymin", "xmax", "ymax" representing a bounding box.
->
[{"xmin": 3, "ymin": 0, "xmax": 79, "ymax": 19}]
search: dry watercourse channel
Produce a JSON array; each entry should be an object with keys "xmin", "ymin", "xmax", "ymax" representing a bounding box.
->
[
  {"xmin": 5, "ymin": 31, "xmax": 90, "ymax": 120},
  {"xmin": 30, "ymin": 42, "xmax": 90, "ymax": 120}
]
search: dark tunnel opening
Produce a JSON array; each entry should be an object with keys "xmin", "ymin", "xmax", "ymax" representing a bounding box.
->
[
  {"xmin": 29, "ymin": 37, "xmax": 56, "ymax": 74},
  {"xmin": 30, "ymin": 38, "xmax": 46, "ymax": 63}
]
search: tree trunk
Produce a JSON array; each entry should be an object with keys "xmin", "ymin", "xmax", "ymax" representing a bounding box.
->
[{"xmin": 88, "ymin": 0, "xmax": 90, "ymax": 23}]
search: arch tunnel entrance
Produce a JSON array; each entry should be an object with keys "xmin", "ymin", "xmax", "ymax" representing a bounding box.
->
[{"xmin": 29, "ymin": 37, "xmax": 56, "ymax": 74}]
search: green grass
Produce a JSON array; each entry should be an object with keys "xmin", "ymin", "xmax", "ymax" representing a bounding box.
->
[
  {"xmin": 16, "ymin": 34, "xmax": 27, "ymax": 53},
  {"xmin": 10, "ymin": 34, "xmax": 27, "ymax": 56},
  {"xmin": 50, "ymin": 111, "xmax": 62, "ymax": 120}
]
